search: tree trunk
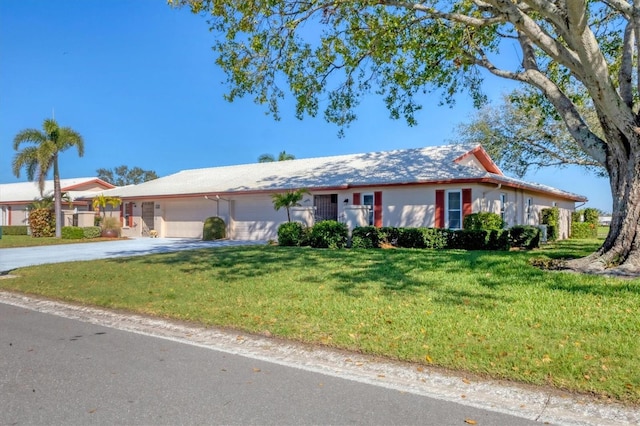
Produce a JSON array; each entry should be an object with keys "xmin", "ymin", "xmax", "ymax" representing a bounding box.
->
[
  {"xmin": 568, "ymin": 136, "xmax": 640, "ymax": 275},
  {"xmin": 53, "ymin": 155, "xmax": 62, "ymax": 239}
]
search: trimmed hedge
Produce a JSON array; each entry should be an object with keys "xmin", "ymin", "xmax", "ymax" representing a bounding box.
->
[
  {"xmin": 83, "ymin": 226, "xmax": 102, "ymax": 239},
  {"xmin": 62, "ymin": 226, "xmax": 85, "ymax": 240},
  {"xmin": 540, "ymin": 207, "xmax": 559, "ymax": 241},
  {"xmin": 463, "ymin": 212, "xmax": 504, "ymax": 230},
  {"xmin": 351, "ymin": 226, "xmax": 515, "ymax": 251},
  {"xmin": 351, "ymin": 226, "xmax": 380, "ymax": 249},
  {"xmin": 571, "ymin": 222, "xmax": 597, "ymax": 239},
  {"xmin": 509, "ymin": 226, "xmax": 541, "ymax": 249},
  {"xmin": 308, "ymin": 220, "xmax": 348, "ymax": 248},
  {"xmin": 203, "ymin": 217, "xmax": 226, "ymax": 241},
  {"xmin": 277, "ymin": 222, "xmax": 309, "ymax": 246},
  {"xmin": 1, "ymin": 226, "xmax": 28, "ymax": 235}
]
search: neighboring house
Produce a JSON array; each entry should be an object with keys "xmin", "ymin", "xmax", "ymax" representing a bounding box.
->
[
  {"xmin": 0, "ymin": 177, "xmax": 115, "ymax": 228},
  {"xmin": 93, "ymin": 144, "xmax": 586, "ymax": 241}
]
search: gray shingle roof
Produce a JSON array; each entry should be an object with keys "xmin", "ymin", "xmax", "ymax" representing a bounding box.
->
[{"xmin": 98, "ymin": 144, "xmax": 586, "ymax": 202}]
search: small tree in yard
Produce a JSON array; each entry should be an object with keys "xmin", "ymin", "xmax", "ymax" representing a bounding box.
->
[
  {"xmin": 271, "ymin": 188, "xmax": 309, "ymax": 222},
  {"xmin": 172, "ymin": 1, "xmax": 640, "ymax": 274}
]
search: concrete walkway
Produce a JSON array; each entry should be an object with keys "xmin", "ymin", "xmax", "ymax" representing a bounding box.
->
[{"xmin": 0, "ymin": 238, "xmax": 265, "ymax": 273}]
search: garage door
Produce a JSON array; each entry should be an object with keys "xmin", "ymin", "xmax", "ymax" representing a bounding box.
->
[
  {"xmin": 232, "ymin": 197, "xmax": 284, "ymax": 240},
  {"xmin": 164, "ymin": 199, "xmax": 215, "ymax": 238}
]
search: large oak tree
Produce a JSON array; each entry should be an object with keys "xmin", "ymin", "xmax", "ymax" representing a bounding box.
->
[{"xmin": 172, "ymin": 0, "xmax": 640, "ymax": 274}]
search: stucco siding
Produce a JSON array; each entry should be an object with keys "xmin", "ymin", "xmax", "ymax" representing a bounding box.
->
[
  {"xmin": 384, "ymin": 187, "xmax": 435, "ymax": 228},
  {"xmin": 230, "ymin": 195, "xmax": 286, "ymax": 240}
]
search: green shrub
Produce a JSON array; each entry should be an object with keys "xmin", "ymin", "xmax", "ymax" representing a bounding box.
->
[
  {"xmin": 571, "ymin": 222, "xmax": 597, "ymax": 239},
  {"xmin": 487, "ymin": 230, "xmax": 511, "ymax": 251},
  {"xmin": 378, "ymin": 227, "xmax": 399, "ymax": 246},
  {"xmin": 308, "ymin": 220, "xmax": 348, "ymax": 249},
  {"xmin": 61, "ymin": 226, "xmax": 84, "ymax": 239},
  {"xmin": 28, "ymin": 208, "xmax": 55, "ymax": 237},
  {"xmin": 540, "ymin": 207, "xmax": 559, "ymax": 241},
  {"xmin": 572, "ymin": 211, "xmax": 582, "ymax": 223},
  {"xmin": 509, "ymin": 226, "xmax": 541, "ymax": 249},
  {"xmin": 83, "ymin": 226, "xmax": 102, "ymax": 239},
  {"xmin": 448, "ymin": 229, "xmax": 510, "ymax": 251},
  {"xmin": 203, "ymin": 216, "xmax": 226, "ymax": 241},
  {"xmin": 351, "ymin": 226, "xmax": 380, "ymax": 249},
  {"xmin": 422, "ymin": 228, "xmax": 450, "ymax": 249},
  {"xmin": 396, "ymin": 228, "xmax": 427, "ymax": 248},
  {"xmin": 463, "ymin": 212, "xmax": 504, "ymax": 230},
  {"xmin": 277, "ymin": 222, "xmax": 309, "ymax": 246},
  {"xmin": 583, "ymin": 208, "xmax": 600, "ymax": 225},
  {"xmin": 1, "ymin": 226, "xmax": 28, "ymax": 235}
]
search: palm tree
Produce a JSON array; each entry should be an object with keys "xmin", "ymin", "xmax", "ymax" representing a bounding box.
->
[
  {"xmin": 271, "ymin": 188, "xmax": 310, "ymax": 222},
  {"xmin": 12, "ymin": 118, "xmax": 84, "ymax": 238},
  {"xmin": 258, "ymin": 150, "xmax": 296, "ymax": 163}
]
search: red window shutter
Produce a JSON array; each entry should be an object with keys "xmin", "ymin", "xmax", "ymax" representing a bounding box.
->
[
  {"xmin": 435, "ymin": 190, "xmax": 445, "ymax": 228},
  {"xmin": 7, "ymin": 206, "xmax": 12, "ymax": 225},
  {"xmin": 353, "ymin": 193, "xmax": 361, "ymax": 205},
  {"xmin": 127, "ymin": 203, "xmax": 134, "ymax": 227},
  {"xmin": 462, "ymin": 188, "xmax": 472, "ymax": 219},
  {"xmin": 374, "ymin": 191, "xmax": 382, "ymax": 227},
  {"xmin": 120, "ymin": 203, "xmax": 124, "ymax": 226}
]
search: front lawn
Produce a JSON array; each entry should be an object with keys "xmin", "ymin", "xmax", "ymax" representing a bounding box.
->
[{"xmin": 1, "ymin": 239, "xmax": 638, "ymax": 403}]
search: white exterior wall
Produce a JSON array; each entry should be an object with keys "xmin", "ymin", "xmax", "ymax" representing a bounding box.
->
[
  {"xmin": 116, "ymin": 184, "xmax": 577, "ymax": 241},
  {"xmin": 230, "ymin": 195, "xmax": 287, "ymax": 240},
  {"xmin": 163, "ymin": 198, "xmax": 222, "ymax": 238}
]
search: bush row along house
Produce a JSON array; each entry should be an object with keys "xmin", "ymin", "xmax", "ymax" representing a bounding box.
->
[{"xmin": 63, "ymin": 143, "xmax": 584, "ymax": 240}]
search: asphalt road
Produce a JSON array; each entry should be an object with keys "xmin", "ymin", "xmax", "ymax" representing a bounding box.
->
[{"xmin": 0, "ymin": 302, "xmax": 542, "ymax": 426}]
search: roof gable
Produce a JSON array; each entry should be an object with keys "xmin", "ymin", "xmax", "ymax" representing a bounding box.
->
[{"xmin": 0, "ymin": 177, "xmax": 115, "ymax": 203}]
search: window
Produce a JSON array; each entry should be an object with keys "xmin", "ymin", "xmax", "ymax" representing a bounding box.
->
[
  {"xmin": 500, "ymin": 193, "xmax": 507, "ymax": 223},
  {"xmin": 526, "ymin": 198, "xmax": 532, "ymax": 222},
  {"xmin": 362, "ymin": 193, "xmax": 374, "ymax": 226},
  {"xmin": 447, "ymin": 190, "xmax": 462, "ymax": 229}
]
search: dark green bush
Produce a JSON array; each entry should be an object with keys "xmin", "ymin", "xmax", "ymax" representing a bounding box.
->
[
  {"xmin": 463, "ymin": 212, "xmax": 504, "ymax": 230},
  {"xmin": 448, "ymin": 229, "xmax": 510, "ymax": 251},
  {"xmin": 509, "ymin": 226, "xmax": 541, "ymax": 249},
  {"xmin": 487, "ymin": 230, "xmax": 511, "ymax": 251},
  {"xmin": 396, "ymin": 228, "xmax": 427, "ymax": 248},
  {"xmin": 0, "ymin": 226, "xmax": 28, "ymax": 235},
  {"xmin": 61, "ymin": 226, "xmax": 84, "ymax": 239},
  {"xmin": 378, "ymin": 227, "xmax": 399, "ymax": 246},
  {"xmin": 583, "ymin": 208, "xmax": 600, "ymax": 225},
  {"xmin": 423, "ymin": 228, "xmax": 450, "ymax": 249},
  {"xmin": 571, "ymin": 222, "xmax": 597, "ymax": 239},
  {"xmin": 351, "ymin": 226, "xmax": 380, "ymax": 249},
  {"xmin": 83, "ymin": 226, "xmax": 102, "ymax": 239},
  {"xmin": 540, "ymin": 207, "xmax": 559, "ymax": 241},
  {"xmin": 277, "ymin": 222, "xmax": 309, "ymax": 246},
  {"xmin": 203, "ymin": 217, "xmax": 226, "ymax": 241},
  {"xmin": 309, "ymin": 220, "xmax": 348, "ymax": 248}
]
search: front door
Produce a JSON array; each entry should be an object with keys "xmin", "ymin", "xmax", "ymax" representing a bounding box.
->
[
  {"xmin": 141, "ymin": 202, "xmax": 155, "ymax": 232},
  {"xmin": 314, "ymin": 194, "xmax": 338, "ymax": 222}
]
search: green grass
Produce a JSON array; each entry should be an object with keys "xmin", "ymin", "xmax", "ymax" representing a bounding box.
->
[
  {"xmin": 0, "ymin": 235, "xmax": 115, "ymax": 248},
  {"xmin": 1, "ymin": 239, "xmax": 639, "ymax": 404}
]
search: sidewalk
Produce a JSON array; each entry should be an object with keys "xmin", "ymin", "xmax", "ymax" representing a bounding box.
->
[{"xmin": 0, "ymin": 238, "xmax": 265, "ymax": 273}]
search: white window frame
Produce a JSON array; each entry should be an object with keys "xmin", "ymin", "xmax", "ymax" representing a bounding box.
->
[
  {"xmin": 362, "ymin": 193, "xmax": 374, "ymax": 226},
  {"xmin": 446, "ymin": 190, "xmax": 462, "ymax": 230},
  {"xmin": 500, "ymin": 193, "xmax": 507, "ymax": 223}
]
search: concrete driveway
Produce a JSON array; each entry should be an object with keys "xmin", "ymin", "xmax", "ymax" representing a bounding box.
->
[{"xmin": 0, "ymin": 238, "xmax": 265, "ymax": 273}]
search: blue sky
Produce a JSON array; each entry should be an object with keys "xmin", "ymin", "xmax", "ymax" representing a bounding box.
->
[{"xmin": 0, "ymin": 0, "xmax": 612, "ymax": 212}]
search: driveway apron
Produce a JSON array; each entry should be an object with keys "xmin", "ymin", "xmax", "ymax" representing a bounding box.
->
[{"xmin": 0, "ymin": 238, "xmax": 264, "ymax": 273}]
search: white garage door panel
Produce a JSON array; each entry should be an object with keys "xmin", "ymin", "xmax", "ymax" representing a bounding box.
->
[
  {"xmin": 232, "ymin": 197, "xmax": 284, "ymax": 240},
  {"xmin": 164, "ymin": 200, "xmax": 214, "ymax": 238}
]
